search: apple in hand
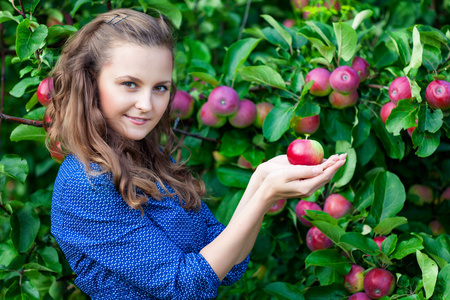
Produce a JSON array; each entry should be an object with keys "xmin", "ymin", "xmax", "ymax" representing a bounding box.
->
[
  {"xmin": 290, "ymin": 115, "xmax": 320, "ymax": 134},
  {"xmin": 295, "ymin": 200, "xmax": 322, "ymax": 227},
  {"xmin": 363, "ymin": 268, "xmax": 395, "ymax": 299},
  {"xmin": 389, "ymin": 77, "xmax": 411, "ymax": 104},
  {"xmin": 170, "ymin": 90, "xmax": 194, "ymax": 119},
  {"xmin": 37, "ymin": 77, "xmax": 54, "ymax": 107},
  {"xmin": 329, "ymin": 66, "xmax": 360, "ymax": 94},
  {"xmin": 380, "ymin": 101, "xmax": 397, "ymax": 125},
  {"xmin": 286, "ymin": 139, "xmax": 324, "ymax": 166},
  {"xmin": 348, "ymin": 292, "xmax": 371, "ymax": 300},
  {"xmin": 329, "ymin": 90, "xmax": 358, "ymax": 109},
  {"xmin": 425, "ymin": 79, "xmax": 450, "ymax": 110},
  {"xmin": 207, "ymin": 85, "xmax": 240, "ymax": 117},
  {"xmin": 305, "ymin": 68, "xmax": 332, "ymax": 97},
  {"xmin": 254, "ymin": 102, "xmax": 274, "ymax": 129},
  {"xmin": 351, "ymin": 56, "xmax": 370, "ymax": 82},
  {"xmin": 267, "ymin": 199, "xmax": 287, "ymax": 216},
  {"xmin": 344, "ymin": 264, "xmax": 365, "ymax": 293},
  {"xmin": 306, "ymin": 226, "xmax": 333, "ymax": 251},
  {"xmin": 198, "ymin": 103, "xmax": 226, "ymax": 128},
  {"xmin": 323, "ymin": 193, "xmax": 352, "ymax": 219},
  {"xmin": 229, "ymin": 99, "xmax": 257, "ymax": 128},
  {"xmin": 408, "ymin": 184, "xmax": 434, "ymax": 205}
]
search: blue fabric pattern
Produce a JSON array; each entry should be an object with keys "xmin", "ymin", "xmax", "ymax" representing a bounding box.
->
[{"xmin": 51, "ymin": 155, "xmax": 249, "ymax": 299}]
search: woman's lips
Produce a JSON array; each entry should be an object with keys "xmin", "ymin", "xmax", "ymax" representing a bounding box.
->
[{"xmin": 125, "ymin": 115, "xmax": 149, "ymax": 125}]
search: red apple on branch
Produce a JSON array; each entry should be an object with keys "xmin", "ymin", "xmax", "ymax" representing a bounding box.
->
[
  {"xmin": 348, "ymin": 292, "xmax": 371, "ymax": 300},
  {"xmin": 267, "ymin": 199, "xmax": 287, "ymax": 216},
  {"xmin": 295, "ymin": 200, "xmax": 322, "ymax": 227},
  {"xmin": 37, "ymin": 77, "xmax": 54, "ymax": 107},
  {"xmin": 198, "ymin": 103, "xmax": 226, "ymax": 128},
  {"xmin": 306, "ymin": 226, "xmax": 333, "ymax": 251},
  {"xmin": 373, "ymin": 236, "xmax": 386, "ymax": 251},
  {"xmin": 363, "ymin": 268, "xmax": 395, "ymax": 299},
  {"xmin": 380, "ymin": 101, "xmax": 397, "ymax": 125},
  {"xmin": 290, "ymin": 115, "xmax": 320, "ymax": 134},
  {"xmin": 408, "ymin": 184, "xmax": 434, "ymax": 205},
  {"xmin": 329, "ymin": 90, "xmax": 358, "ymax": 109},
  {"xmin": 254, "ymin": 102, "xmax": 274, "ymax": 128},
  {"xmin": 207, "ymin": 85, "xmax": 240, "ymax": 117},
  {"xmin": 344, "ymin": 264, "xmax": 366, "ymax": 293},
  {"xmin": 351, "ymin": 56, "xmax": 370, "ymax": 82},
  {"xmin": 329, "ymin": 66, "xmax": 360, "ymax": 94},
  {"xmin": 229, "ymin": 99, "xmax": 257, "ymax": 128},
  {"xmin": 305, "ymin": 68, "xmax": 332, "ymax": 97},
  {"xmin": 429, "ymin": 220, "xmax": 446, "ymax": 235},
  {"xmin": 287, "ymin": 139, "xmax": 324, "ymax": 166},
  {"xmin": 388, "ymin": 77, "xmax": 411, "ymax": 105},
  {"xmin": 170, "ymin": 90, "xmax": 194, "ymax": 119},
  {"xmin": 323, "ymin": 193, "xmax": 352, "ymax": 219},
  {"xmin": 425, "ymin": 79, "xmax": 450, "ymax": 110}
]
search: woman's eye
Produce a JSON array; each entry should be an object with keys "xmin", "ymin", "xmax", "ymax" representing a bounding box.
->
[
  {"xmin": 154, "ymin": 85, "xmax": 168, "ymax": 92},
  {"xmin": 122, "ymin": 82, "xmax": 136, "ymax": 89}
]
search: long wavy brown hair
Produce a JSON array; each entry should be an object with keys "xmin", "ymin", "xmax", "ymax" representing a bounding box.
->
[{"xmin": 44, "ymin": 8, "xmax": 205, "ymax": 212}]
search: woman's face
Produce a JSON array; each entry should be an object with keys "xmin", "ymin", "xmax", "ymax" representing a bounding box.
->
[{"xmin": 97, "ymin": 42, "xmax": 173, "ymax": 140}]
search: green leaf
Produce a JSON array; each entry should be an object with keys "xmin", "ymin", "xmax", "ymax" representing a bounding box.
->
[
  {"xmin": 215, "ymin": 189, "xmax": 245, "ymax": 225},
  {"xmin": 412, "ymin": 129, "xmax": 441, "ymax": 158},
  {"xmin": 386, "ymin": 30, "xmax": 411, "ymax": 67},
  {"xmin": 0, "ymin": 155, "xmax": 29, "ymax": 184},
  {"xmin": 263, "ymin": 103, "xmax": 295, "ymax": 142},
  {"xmin": 0, "ymin": 242, "xmax": 19, "ymax": 267},
  {"xmin": 223, "ymin": 38, "xmax": 261, "ymax": 85},
  {"xmin": 243, "ymin": 148, "xmax": 265, "ymax": 169},
  {"xmin": 374, "ymin": 40, "xmax": 399, "ymax": 69},
  {"xmin": 417, "ymin": 25, "xmax": 449, "ymax": 44},
  {"xmin": 297, "ymin": 33, "xmax": 335, "ymax": 63},
  {"xmin": 374, "ymin": 217, "xmax": 408, "ymax": 236},
  {"xmin": 216, "ymin": 166, "xmax": 252, "ymax": 188},
  {"xmin": 263, "ymin": 282, "xmax": 304, "ymax": 300},
  {"xmin": 339, "ymin": 232, "xmax": 380, "ymax": 256},
  {"xmin": 404, "ymin": 26, "xmax": 423, "ymax": 75},
  {"xmin": 47, "ymin": 25, "xmax": 77, "ymax": 41},
  {"xmin": 238, "ymin": 66, "xmax": 286, "ymax": 90},
  {"xmin": 261, "ymin": 15, "xmax": 292, "ymax": 48},
  {"xmin": 188, "ymin": 72, "xmax": 219, "ymax": 87},
  {"xmin": 416, "ymin": 250, "xmax": 438, "ymax": 299},
  {"xmin": 10, "ymin": 125, "xmax": 46, "ymax": 143},
  {"xmin": 0, "ymin": 11, "xmax": 20, "ymax": 24},
  {"xmin": 373, "ymin": 117, "xmax": 405, "ymax": 160},
  {"xmin": 16, "ymin": 20, "xmax": 48, "ymax": 61},
  {"xmin": 369, "ymin": 171, "xmax": 406, "ymax": 224},
  {"xmin": 385, "ymin": 99, "xmax": 419, "ymax": 136},
  {"xmin": 353, "ymin": 174, "xmax": 375, "ymax": 211},
  {"xmin": 23, "ymin": 262, "xmax": 58, "ymax": 273},
  {"xmin": 351, "ymin": 10, "xmax": 373, "ymax": 30},
  {"xmin": 331, "ymin": 141, "xmax": 356, "ymax": 188},
  {"xmin": 418, "ymin": 105, "xmax": 443, "ymax": 133},
  {"xmin": 310, "ymin": 220, "xmax": 346, "ymax": 245},
  {"xmin": 305, "ymin": 249, "xmax": 351, "ymax": 275},
  {"xmin": 9, "ymin": 77, "xmax": 40, "ymax": 98},
  {"xmin": 303, "ymin": 284, "xmax": 348, "ymax": 299},
  {"xmin": 391, "ymin": 233, "xmax": 424, "ymax": 260},
  {"xmin": 10, "ymin": 203, "xmax": 40, "ymax": 253},
  {"xmin": 422, "ymin": 44, "xmax": 442, "ymax": 71},
  {"xmin": 323, "ymin": 110, "xmax": 353, "ymax": 143},
  {"xmin": 434, "ymin": 264, "xmax": 450, "ymax": 299},
  {"xmin": 139, "ymin": 0, "xmax": 183, "ymax": 28},
  {"xmin": 333, "ymin": 22, "xmax": 358, "ymax": 62},
  {"xmin": 305, "ymin": 21, "xmax": 333, "ymax": 47},
  {"xmin": 220, "ymin": 130, "xmax": 251, "ymax": 157},
  {"xmin": 37, "ymin": 247, "xmax": 62, "ymax": 274},
  {"xmin": 352, "ymin": 108, "xmax": 372, "ymax": 148}
]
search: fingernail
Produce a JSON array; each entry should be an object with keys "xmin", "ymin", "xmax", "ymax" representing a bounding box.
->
[
  {"xmin": 339, "ymin": 153, "xmax": 347, "ymax": 160},
  {"xmin": 312, "ymin": 166, "xmax": 323, "ymax": 175}
]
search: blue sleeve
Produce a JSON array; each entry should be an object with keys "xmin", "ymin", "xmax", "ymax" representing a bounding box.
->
[
  {"xmin": 198, "ymin": 202, "xmax": 250, "ymax": 286},
  {"xmin": 51, "ymin": 160, "xmax": 221, "ymax": 299}
]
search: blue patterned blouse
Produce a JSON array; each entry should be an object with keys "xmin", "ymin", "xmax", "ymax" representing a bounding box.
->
[{"xmin": 51, "ymin": 155, "xmax": 249, "ymax": 299}]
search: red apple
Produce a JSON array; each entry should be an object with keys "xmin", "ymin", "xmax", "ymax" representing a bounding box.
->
[
  {"xmin": 329, "ymin": 66, "xmax": 360, "ymax": 94},
  {"xmin": 237, "ymin": 155, "xmax": 252, "ymax": 169},
  {"xmin": 363, "ymin": 268, "xmax": 395, "ymax": 299},
  {"xmin": 254, "ymin": 102, "xmax": 274, "ymax": 129},
  {"xmin": 37, "ymin": 77, "xmax": 54, "ymax": 107},
  {"xmin": 306, "ymin": 226, "xmax": 333, "ymax": 251},
  {"xmin": 295, "ymin": 200, "xmax": 322, "ymax": 227},
  {"xmin": 348, "ymin": 292, "xmax": 371, "ymax": 300},
  {"xmin": 290, "ymin": 115, "xmax": 320, "ymax": 134},
  {"xmin": 388, "ymin": 77, "xmax": 411, "ymax": 105},
  {"xmin": 207, "ymin": 85, "xmax": 240, "ymax": 117},
  {"xmin": 323, "ymin": 193, "xmax": 352, "ymax": 219},
  {"xmin": 380, "ymin": 101, "xmax": 397, "ymax": 125},
  {"xmin": 50, "ymin": 142, "xmax": 65, "ymax": 164},
  {"xmin": 425, "ymin": 79, "xmax": 450, "ymax": 110},
  {"xmin": 344, "ymin": 264, "xmax": 366, "ymax": 293},
  {"xmin": 351, "ymin": 57, "xmax": 370, "ymax": 82},
  {"xmin": 170, "ymin": 90, "xmax": 194, "ymax": 119},
  {"xmin": 329, "ymin": 90, "xmax": 358, "ymax": 109},
  {"xmin": 373, "ymin": 236, "xmax": 386, "ymax": 251},
  {"xmin": 229, "ymin": 99, "xmax": 257, "ymax": 128},
  {"xmin": 282, "ymin": 19, "xmax": 295, "ymax": 28},
  {"xmin": 305, "ymin": 68, "xmax": 332, "ymax": 97},
  {"xmin": 267, "ymin": 199, "xmax": 287, "ymax": 215},
  {"xmin": 198, "ymin": 102, "xmax": 226, "ymax": 128},
  {"xmin": 408, "ymin": 184, "xmax": 434, "ymax": 205},
  {"xmin": 429, "ymin": 220, "xmax": 446, "ymax": 235},
  {"xmin": 323, "ymin": 0, "xmax": 340, "ymax": 10},
  {"xmin": 440, "ymin": 187, "xmax": 450, "ymax": 202},
  {"xmin": 286, "ymin": 139, "xmax": 324, "ymax": 166},
  {"xmin": 407, "ymin": 119, "xmax": 418, "ymax": 136}
]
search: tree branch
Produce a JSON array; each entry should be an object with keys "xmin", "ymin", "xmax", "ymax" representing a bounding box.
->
[{"xmin": 0, "ymin": 113, "xmax": 44, "ymax": 127}]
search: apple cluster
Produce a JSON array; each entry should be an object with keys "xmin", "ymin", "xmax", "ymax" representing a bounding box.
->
[
  {"xmin": 380, "ymin": 77, "xmax": 450, "ymax": 136},
  {"xmin": 305, "ymin": 57, "xmax": 369, "ymax": 109}
]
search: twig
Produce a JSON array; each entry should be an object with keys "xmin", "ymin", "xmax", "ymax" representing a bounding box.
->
[
  {"xmin": 366, "ymin": 84, "xmax": 388, "ymax": 90},
  {"xmin": 238, "ymin": 0, "xmax": 252, "ymax": 40},
  {"xmin": 0, "ymin": 113, "xmax": 44, "ymax": 127},
  {"xmin": 173, "ymin": 128, "xmax": 220, "ymax": 143},
  {"xmin": 10, "ymin": 0, "xmax": 26, "ymax": 19},
  {"xmin": 1, "ymin": 24, "xmax": 5, "ymax": 140}
]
